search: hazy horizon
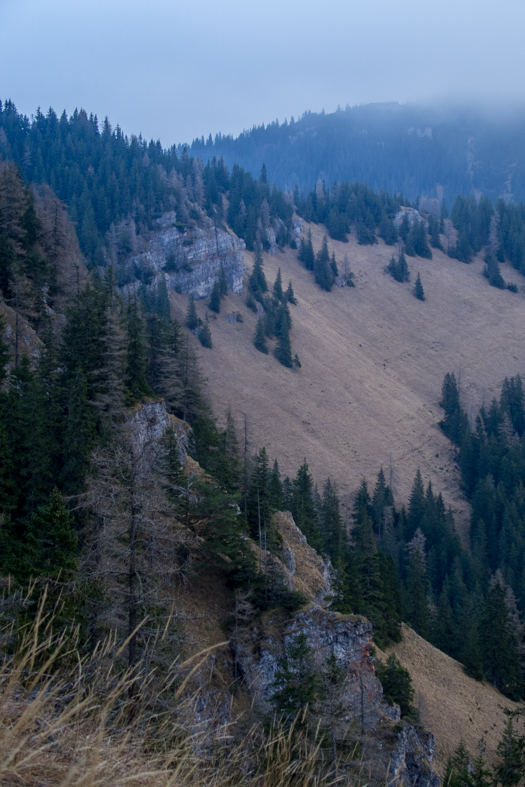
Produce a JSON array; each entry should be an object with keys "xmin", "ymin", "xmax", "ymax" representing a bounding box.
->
[{"xmin": 1, "ymin": 0, "xmax": 525, "ymax": 146}]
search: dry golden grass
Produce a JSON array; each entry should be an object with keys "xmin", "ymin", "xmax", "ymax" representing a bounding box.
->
[
  {"xmin": 0, "ymin": 589, "xmax": 350, "ymax": 787},
  {"xmin": 378, "ymin": 625, "xmax": 524, "ymax": 773},
  {"xmin": 171, "ymin": 224, "xmax": 525, "ymax": 540}
]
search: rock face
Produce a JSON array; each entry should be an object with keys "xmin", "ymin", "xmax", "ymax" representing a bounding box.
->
[
  {"xmin": 394, "ymin": 206, "xmax": 426, "ymax": 229},
  {"xmin": 234, "ymin": 605, "xmax": 384, "ymax": 729},
  {"xmin": 389, "ymin": 724, "xmax": 441, "ymax": 787},
  {"xmin": 231, "ymin": 511, "xmax": 440, "ymax": 786},
  {"xmin": 128, "ymin": 212, "xmax": 247, "ymax": 299},
  {"xmin": 125, "ymin": 399, "xmax": 189, "ymax": 467}
]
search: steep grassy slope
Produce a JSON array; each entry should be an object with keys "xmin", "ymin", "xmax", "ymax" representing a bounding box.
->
[
  {"xmin": 170, "ymin": 222, "xmax": 525, "ymax": 538},
  {"xmin": 380, "ymin": 625, "xmax": 523, "ymax": 771}
]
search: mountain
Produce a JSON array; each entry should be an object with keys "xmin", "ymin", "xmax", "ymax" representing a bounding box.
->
[
  {"xmin": 175, "ymin": 222, "xmax": 525, "ymax": 535},
  {"xmin": 188, "ymin": 102, "xmax": 525, "ymax": 204}
]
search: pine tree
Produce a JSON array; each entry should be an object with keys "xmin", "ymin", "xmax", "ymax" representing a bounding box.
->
[
  {"xmin": 25, "ymin": 487, "xmax": 78, "ymax": 580},
  {"xmin": 208, "ymin": 280, "xmax": 222, "ymax": 313},
  {"xmin": 314, "ymin": 236, "xmax": 333, "ymax": 291},
  {"xmin": 412, "ymin": 220, "xmax": 432, "ymax": 259},
  {"xmin": 413, "ymin": 272, "xmax": 425, "ymax": 300},
  {"xmin": 198, "ymin": 315, "xmax": 212, "ymax": 348},
  {"xmin": 484, "ymin": 253, "xmax": 506, "ymax": 289},
  {"xmin": 376, "ymin": 655, "xmax": 415, "ymax": 718},
  {"xmin": 185, "ymin": 294, "xmax": 201, "ymax": 330},
  {"xmin": 480, "ymin": 581, "xmax": 521, "ymax": 698},
  {"xmin": 493, "ymin": 719, "xmax": 525, "ymax": 787},
  {"xmin": 291, "ymin": 461, "xmax": 322, "ymax": 551},
  {"xmin": 271, "ymin": 632, "xmax": 319, "ymax": 722},
  {"xmin": 124, "ymin": 295, "xmax": 153, "ymax": 405},
  {"xmin": 253, "ymin": 317, "xmax": 268, "ymax": 353},
  {"xmin": 274, "ymin": 327, "xmax": 293, "ymax": 368},
  {"xmin": 387, "ymin": 250, "xmax": 410, "ymax": 282},
  {"xmin": 285, "ymin": 280, "xmax": 297, "ymax": 305},
  {"xmin": 273, "ymin": 268, "xmax": 284, "ymax": 301},
  {"xmin": 218, "ymin": 265, "xmax": 228, "ymax": 297},
  {"xmin": 405, "ymin": 528, "xmax": 431, "ymax": 637},
  {"xmin": 248, "ymin": 244, "xmax": 268, "ymax": 300},
  {"xmin": 298, "ymin": 229, "xmax": 315, "ymax": 271}
]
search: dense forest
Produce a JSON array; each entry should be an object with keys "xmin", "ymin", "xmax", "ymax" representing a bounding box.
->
[
  {"xmin": 188, "ymin": 102, "xmax": 525, "ymax": 204},
  {"xmin": 0, "ymin": 101, "xmax": 295, "ymax": 265}
]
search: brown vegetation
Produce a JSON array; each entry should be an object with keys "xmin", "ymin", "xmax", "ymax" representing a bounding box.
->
[{"xmin": 170, "ymin": 224, "xmax": 525, "ymax": 539}]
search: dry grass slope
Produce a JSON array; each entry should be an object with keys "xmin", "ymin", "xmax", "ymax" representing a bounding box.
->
[
  {"xmin": 379, "ymin": 624, "xmax": 524, "ymax": 772},
  {"xmin": 171, "ymin": 224, "xmax": 525, "ymax": 539}
]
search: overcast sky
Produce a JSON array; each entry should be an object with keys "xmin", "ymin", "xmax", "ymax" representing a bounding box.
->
[{"xmin": 1, "ymin": 0, "xmax": 525, "ymax": 146}]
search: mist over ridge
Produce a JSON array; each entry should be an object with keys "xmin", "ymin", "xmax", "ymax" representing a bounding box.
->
[{"xmin": 187, "ymin": 100, "xmax": 525, "ymax": 205}]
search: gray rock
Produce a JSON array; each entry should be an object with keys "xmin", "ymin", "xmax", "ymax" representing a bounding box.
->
[
  {"xmin": 128, "ymin": 215, "xmax": 247, "ymax": 300},
  {"xmin": 233, "ymin": 606, "xmax": 384, "ymax": 729},
  {"xmin": 388, "ymin": 723, "xmax": 441, "ymax": 787}
]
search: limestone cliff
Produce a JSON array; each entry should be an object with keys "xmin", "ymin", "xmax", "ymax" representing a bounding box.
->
[{"xmin": 127, "ymin": 211, "xmax": 247, "ymax": 300}]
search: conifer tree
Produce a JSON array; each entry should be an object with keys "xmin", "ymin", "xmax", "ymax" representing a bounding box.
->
[
  {"xmin": 484, "ymin": 253, "xmax": 506, "ymax": 289},
  {"xmin": 218, "ymin": 265, "xmax": 228, "ymax": 297},
  {"xmin": 376, "ymin": 655, "xmax": 414, "ymax": 718},
  {"xmin": 208, "ymin": 280, "xmax": 222, "ymax": 313},
  {"xmin": 273, "ymin": 267, "xmax": 284, "ymax": 301},
  {"xmin": 314, "ymin": 236, "xmax": 333, "ymax": 291},
  {"xmin": 405, "ymin": 528, "xmax": 431, "ymax": 637},
  {"xmin": 285, "ymin": 280, "xmax": 297, "ymax": 305},
  {"xmin": 253, "ymin": 317, "xmax": 268, "ymax": 354},
  {"xmin": 198, "ymin": 315, "xmax": 212, "ymax": 348},
  {"xmin": 412, "ymin": 220, "xmax": 432, "ymax": 258},
  {"xmin": 480, "ymin": 581, "xmax": 521, "ymax": 697},
  {"xmin": 413, "ymin": 272, "xmax": 425, "ymax": 300},
  {"xmin": 124, "ymin": 295, "xmax": 153, "ymax": 405},
  {"xmin": 298, "ymin": 229, "xmax": 315, "ymax": 271},
  {"xmin": 185, "ymin": 294, "xmax": 201, "ymax": 331},
  {"xmin": 25, "ymin": 487, "xmax": 78, "ymax": 580},
  {"xmin": 248, "ymin": 244, "xmax": 268, "ymax": 301},
  {"xmin": 387, "ymin": 250, "xmax": 410, "ymax": 282},
  {"xmin": 274, "ymin": 326, "xmax": 293, "ymax": 368},
  {"xmin": 271, "ymin": 632, "xmax": 319, "ymax": 722},
  {"xmin": 291, "ymin": 461, "xmax": 322, "ymax": 551}
]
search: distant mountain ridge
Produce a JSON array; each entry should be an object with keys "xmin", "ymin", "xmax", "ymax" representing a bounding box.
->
[{"xmin": 188, "ymin": 102, "xmax": 525, "ymax": 204}]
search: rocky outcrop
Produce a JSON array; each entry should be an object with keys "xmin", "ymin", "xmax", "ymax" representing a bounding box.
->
[
  {"xmin": 128, "ymin": 211, "xmax": 247, "ymax": 299},
  {"xmin": 389, "ymin": 724, "xmax": 441, "ymax": 787},
  {"xmin": 394, "ymin": 207, "xmax": 427, "ymax": 229},
  {"xmin": 234, "ymin": 606, "xmax": 384, "ymax": 729},
  {"xmin": 125, "ymin": 399, "xmax": 189, "ymax": 467}
]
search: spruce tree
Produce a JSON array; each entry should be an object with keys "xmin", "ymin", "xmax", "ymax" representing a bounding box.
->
[
  {"xmin": 413, "ymin": 272, "xmax": 425, "ymax": 300},
  {"xmin": 273, "ymin": 267, "xmax": 284, "ymax": 301},
  {"xmin": 387, "ymin": 250, "xmax": 410, "ymax": 282},
  {"xmin": 285, "ymin": 280, "xmax": 297, "ymax": 305},
  {"xmin": 248, "ymin": 244, "xmax": 268, "ymax": 301},
  {"xmin": 198, "ymin": 315, "xmax": 212, "ymax": 348},
  {"xmin": 480, "ymin": 581, "xmax": 521, "ymax": 697},
  {"xmin": 298, "ymin": 229, "xmax": 315, "ymax": 271},
  {"xmin": 291, "ymin": 461, "xmax": 322, "ymax": 551},
  {"xmin": 253, "ymin": 317, "xmax": 268, "ymax": 353},
  {"xmin": 271, "ymin": 632, "xmax": 319, "ymax": 722},
  {"xmin": 185, "ymin": 294, "xmax": 201, "ymax": 330},
  {"xmin": 484, "ymin": 253, "xmax": 506, "ymax": 289},
  {"xmin": 124, "ymin": 295, "xmax": 153, "ymax": 405},
  {"xmin": 218, "ymin": 265, "xmax": 228, "ymax": 297},
  {"xmin": 208, "ymin": 280, "xmax": 222, "ymax": 313},
  {"xmin": 314, "ymin": 236, "xmax": 333, "ymax": 291},
  {"xmin": 26, "ymin": 487, "xmax": 78, "ymax": 580},
  {"xmin": 274, "ymin": 326, "xmax": 293, "ymax": 368}
]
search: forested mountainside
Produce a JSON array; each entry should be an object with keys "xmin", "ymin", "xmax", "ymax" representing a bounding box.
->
[
  {"xmin": 5, "ymin": 101, "xmax": 525, "ymax": 785},
  {"xmin": 188, "ymin": 102, "xmax": 525, "ymax": 204}
]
